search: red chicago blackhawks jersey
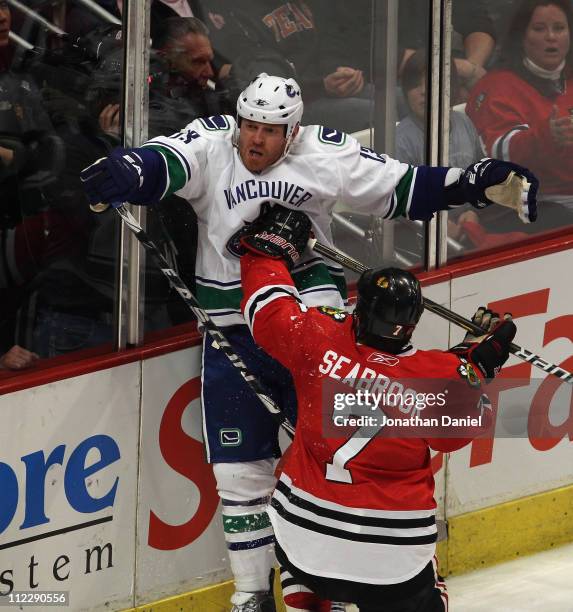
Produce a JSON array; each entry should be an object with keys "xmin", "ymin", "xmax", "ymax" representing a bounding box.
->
[
  {"xmin": 241, "ymin": 254, "xmax": 490, "ymax": 585},
  {"xmin": 467, "ymin": 69, "xmax": 573, "ymax": 200}
]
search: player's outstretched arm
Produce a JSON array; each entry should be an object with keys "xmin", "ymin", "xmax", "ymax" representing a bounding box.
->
[
  {"xmin": 80, "ymin": 147, "xmax": 169, "ymax": 209},
  {"xmin": 236, "ymin": 205, "xmax": 313, "ymax": 369},
  {"xmin": 407, "ymin": 158, "xmax": 538, "ymax": 224},
  {"xmin": 426, "ymin": 309, "xmax": 516, "ymax": 453}
]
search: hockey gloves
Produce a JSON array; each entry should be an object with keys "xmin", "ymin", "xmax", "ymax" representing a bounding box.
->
[
  {"xmin": 450, "ymin": 307, "xmax": 516, "ymax": 380},
  {"xmin": 447, "ymin": 158, "xmax": 538, "ymax": 223},
  {"xmin": 80, "ymin": 147, "xmax": 167, "ymax": 208},
  {"xmin": 226, "ymin": 202, "xmax": 273, "ymax": 258},
  {"xmin": 236, "ymin": 204, "xmax": 312, "ymax": 270}
]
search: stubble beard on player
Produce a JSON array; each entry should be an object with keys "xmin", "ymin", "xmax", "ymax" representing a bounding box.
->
[
  {"xmin": 238, "ymin": 131, "xmax": 287, "ymax": 173},
  {"xmin": 240, "ymin": 146, "xmax": 284, "ymax": 173}
]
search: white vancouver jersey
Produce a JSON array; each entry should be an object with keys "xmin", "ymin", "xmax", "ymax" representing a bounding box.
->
[{"xmin": 145, "ymin": 115, "xmax": 415, "ymax": 326}]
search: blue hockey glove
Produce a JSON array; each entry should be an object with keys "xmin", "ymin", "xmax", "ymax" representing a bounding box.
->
[
  {"xmin": 447, "ymin": 158, "xmax": 538, "ymax": 223},
  {"xmin": 80, "ymin": 147, "xmax": 167, "ymax": 208}
]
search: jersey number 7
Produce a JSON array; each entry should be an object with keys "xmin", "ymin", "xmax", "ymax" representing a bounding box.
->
[{"xmin": 325, "ymin": 422, "xmax": 384, "ymax": 484}]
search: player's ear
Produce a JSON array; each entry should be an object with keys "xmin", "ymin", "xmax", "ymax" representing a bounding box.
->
[{"xmin": 292, "ymin": 124, "xmax": 300, "ymax": 140}]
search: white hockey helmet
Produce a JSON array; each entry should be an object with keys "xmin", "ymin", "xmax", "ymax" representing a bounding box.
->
[{"xmin": 235, "ymin": 73, "xmax": 303, "ymax": 161}]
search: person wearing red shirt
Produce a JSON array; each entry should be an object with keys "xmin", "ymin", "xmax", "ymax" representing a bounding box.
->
[
  {"xmin": 234, "ymin": 205, "xmax": 516, "ymax": 612},
  {"xmin": 467, "ymin": 0, "xmax": 573, "ymax": 232}
]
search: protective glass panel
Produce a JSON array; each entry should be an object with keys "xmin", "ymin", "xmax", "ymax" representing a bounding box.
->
[
  {"xmin": 446, "ymin": 0, "xmax": 573, "ymax": 262},
  {"xmin": 141, "ymin": 0, "xmax": 433, "ymax": 339},
  {"xmin": 0, "ymin": 0, "xmax": 123, "ymax": 375},
  {"xmin": 329, "ymin": 0, "xmax": 431, "ymax": 279}
]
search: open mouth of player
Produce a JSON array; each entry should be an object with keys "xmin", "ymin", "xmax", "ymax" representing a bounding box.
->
[{"xmin": 249, "ymin": 149, "xmax": 263, "ymax": 157}]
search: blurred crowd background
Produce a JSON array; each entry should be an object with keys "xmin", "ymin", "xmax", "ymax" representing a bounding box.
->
[{"xmin": 1, "ymin": 0, "xmax": 572, "ymax": 371}]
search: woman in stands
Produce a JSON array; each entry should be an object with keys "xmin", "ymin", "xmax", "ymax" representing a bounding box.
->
[{"xmin": 467, "ymin": 0, "xmax": 573, "ymax": 233}]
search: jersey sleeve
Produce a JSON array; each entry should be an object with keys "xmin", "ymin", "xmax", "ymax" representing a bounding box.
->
[
  {"xmin": 466, "ymin": 73, "xmax": 552, "ymax": 166},
  {"xmin": 318, "ymin": 129, "xmax": 414, "ymax": 220},
  {"xmin": 241, "ymin": 254, "xmax": 320, "ymax": 372},
  {"xmin": 423, "ymin": 351, "xmax": 493, "ymax": 452},
  {"xmin": 311, "ymin": 127, "xmax": 467, "ymax": 222},
  {"xmin": 142, "ymin": 115, "xmax": 234, "ymax": 201}
]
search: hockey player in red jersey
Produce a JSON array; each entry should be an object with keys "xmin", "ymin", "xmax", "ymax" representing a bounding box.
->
[
  {"xmin": 81, "ymin": 72, "xmax": 533, "ymax": 612},
  {"xmin": 234, "ymin": 205, "xmax": 516, "ymax": 612}
]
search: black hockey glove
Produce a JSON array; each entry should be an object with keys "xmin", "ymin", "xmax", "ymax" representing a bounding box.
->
[
  {"xmin": 226, "ymin": 202, "xmax": 273, "ymax": 258},
  {"xmin": 449, "ymin": 308, "xmax": 516, "ymax": 381},
  {"xmin": 446, "ymin": 158, "xmax": 538, "ymax": 223},
  {"xmin": 238, "ymin": 204, "xmax": 312, "ymax": 270}
]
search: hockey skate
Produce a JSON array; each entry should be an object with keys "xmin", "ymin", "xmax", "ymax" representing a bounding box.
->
[{"xmin": 230, "ymin": 590, "xmax": 276, "ymax": 612}]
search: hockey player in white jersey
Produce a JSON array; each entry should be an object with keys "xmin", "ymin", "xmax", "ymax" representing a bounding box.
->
[{"xmin": 80, "ymin": 73, "xmax": 539, "ymax": 612}]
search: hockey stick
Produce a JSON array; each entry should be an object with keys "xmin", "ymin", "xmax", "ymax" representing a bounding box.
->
[
  {"xmin": 114, "ymin": 204, "xmax": 295, "ymax": 437},
  {"xmin": 309, "ymin": 239, "xmax": 573, "ymax": 384}
]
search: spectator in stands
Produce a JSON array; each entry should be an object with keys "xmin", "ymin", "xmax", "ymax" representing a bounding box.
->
[
  {"xmin": 66, "ymin": 0, "xmax": 195, "ymax": 36},
  {"xmin": 484, "ymin": 0, "xmax": 523, "ymax": 56},
  {"xmin": 299, "ymin": 0, "xmax": 495, "ymax": 120},
  {"xmin": 396, "ymin": 50, "xmax": 532, "ymax": 252},
  {"xmin": 0, "ymin": 345, "xmax": 39, "ymax": 370},
  {"xmin": 400, "ymin": 0, "xmax": 497, "ymax": 98},
  {"xmin": 156, "ymin": 17, "xmax": 215, "ymax": 89},
  {"xmin": 467, "ymin": 0, "xmax": 573, "ymax": 232},
  {"xmin": 396, "ymin": 50, "xmax": 483, "ymax": 168},
  {"xmin": 153, "ymin": 16, "xmax": 234, "ymax": 119},
  {"xmin": 202, "ymin": 0, "xmax": 372, "ymax": 132},
  {"xmin": 307, "ymin": 0, "xmax": 370, "ymax": 77},
  {"xmin": 0, "ymin": 3, "xmax": 88, "ymax": 359}
]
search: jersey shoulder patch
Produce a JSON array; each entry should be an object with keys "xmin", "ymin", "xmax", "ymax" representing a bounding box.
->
[
  {"xmin": 294, "ymin": 125, "xmax": 356, "ymax": 158},
  {"xmin": 190, "ymin": 115, "xmax": 235, "ymax": 141},
  {"xmin": 198, "ymin": 115, "xmax": 232, "ymax": 131},
  {"xmin": 317, "ymin": 306, "xmax": 348, "ymax": 322},
  {"xmin": 456, "ymin": 357, "xmax": 482, "ymax": 388},
  {"xmin": 317, "ymin": 126, "xmax": 347, "ymax": 146}
]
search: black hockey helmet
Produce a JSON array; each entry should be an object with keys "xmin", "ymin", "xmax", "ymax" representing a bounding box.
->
[{"xmin": 354, "ymin": 267, "xmax": 424, "ymax": 353}]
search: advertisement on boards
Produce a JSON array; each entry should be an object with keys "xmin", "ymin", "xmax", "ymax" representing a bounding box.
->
[
  {"xmin": 135, "ymin": 346, "xmax": 230, "ymax": 606},
  {"xmin": 446, "ymin": 250, "xmax": 573, "ymax": 515},
  {"xmin": 0, "ymin": 365, "xmax": 141, "ymax": 611}
]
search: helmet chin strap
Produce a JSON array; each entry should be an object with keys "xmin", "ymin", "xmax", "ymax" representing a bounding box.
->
[{"xmin": 267, "ymin": 122, "xmax": 299, "ymax": 169}]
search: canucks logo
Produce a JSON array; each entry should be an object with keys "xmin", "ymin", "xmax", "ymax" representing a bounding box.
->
[
  {"xmin": 318, "ymin": 306, "xmax": 348, "ymax": 322},
  {"xmin": 220, "ymin": 428, "xmax": 242, "ymax": 446},
  {"xmin": 254, "ymin": 98, "xmax": 269, "ymax": 106},
  {"xmin": 285, "ymin": 84, "xmax": 297, "ymax": 98}
]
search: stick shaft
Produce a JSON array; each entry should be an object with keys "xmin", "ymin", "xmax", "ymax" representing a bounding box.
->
[
  {"xmin": 116, "ymin": 205, "xmax": 295, "ymax": 436},
  {"xmin": 310, "ymin": 239, "xmax": 573, "ymax": 384}
]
